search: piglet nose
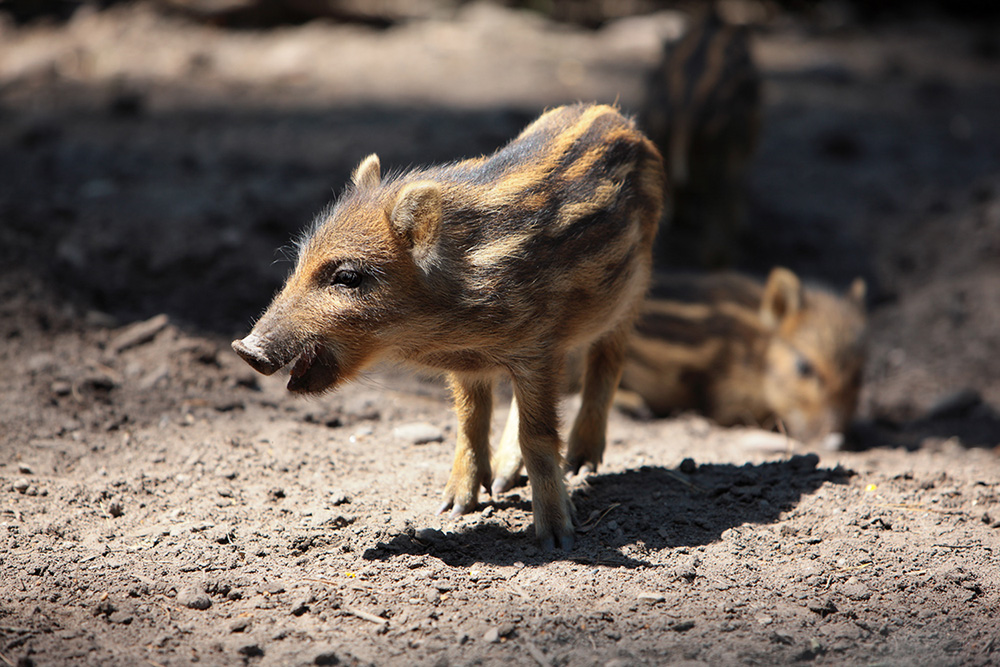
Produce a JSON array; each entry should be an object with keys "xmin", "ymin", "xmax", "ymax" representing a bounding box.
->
[{"xmin": 232, "ymin": 335, "xmax": 283, "ymax": 375}]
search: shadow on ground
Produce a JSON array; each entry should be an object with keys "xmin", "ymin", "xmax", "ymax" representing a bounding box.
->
[
  {"xmin": 363, "ymin": 454, "xmax": 852, "ymax": 567},
  {"xmin": 848, "ymin": 392, "xmax": 1000, "ymax": 451}
]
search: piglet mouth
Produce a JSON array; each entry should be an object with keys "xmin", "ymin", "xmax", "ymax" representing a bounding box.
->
[{"xmin": 286, "ymin": 344, "xmax": 340, "ymax": 394}]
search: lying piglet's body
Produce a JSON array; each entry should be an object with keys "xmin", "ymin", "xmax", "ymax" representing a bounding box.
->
[{"xmin": 620, "ymin": 268, "xmax": 867, "ymax": 443}]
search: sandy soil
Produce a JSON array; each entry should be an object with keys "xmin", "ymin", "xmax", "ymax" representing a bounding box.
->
[{"xmin": 1, "ymin": 3, "xmax": 1000, "ymax": 665}]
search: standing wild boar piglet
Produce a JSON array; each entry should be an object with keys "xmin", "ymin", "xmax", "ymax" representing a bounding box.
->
[
  {"xmin": 620, "ymin": 268, "xmax": 866, "ymax": 443},
  {"xmin": 232, "ymin": 104, "xmax": 665, "ymax": 550}
]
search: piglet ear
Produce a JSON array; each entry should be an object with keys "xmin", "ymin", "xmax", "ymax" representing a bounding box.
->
[
  {"xmin": 760, "ymin": 267, "xmax": 803, "ymax": 330},
  {"xmin": 391, "ymin": 181, "xmax": 442, "ymax": 267},
  {"xmin": 351, "ymin": 154, "xmax": 381, "ymax": 190},
  {"xmin": 847, "ymin": 277, "xmax": 867, "ymax": 309}
]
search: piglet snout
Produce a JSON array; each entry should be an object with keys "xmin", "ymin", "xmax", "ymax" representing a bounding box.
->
[{"xmin": 232, "ymin": 335, "xmax": 283, "ymax": 376}]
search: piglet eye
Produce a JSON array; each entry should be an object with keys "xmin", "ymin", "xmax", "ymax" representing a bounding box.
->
[
  {"xmin": 333, "ymin": 269, "xmax": 362, "ymax": 288},
  {"xmin": 796, "ymin": 357, "xmax": 815, "ymax": 378}
]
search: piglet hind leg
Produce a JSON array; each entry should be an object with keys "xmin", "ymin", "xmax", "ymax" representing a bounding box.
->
[
  {"xmin": 512, "ymin": 370, "xmax": 575, "ymax": 551},
  {"xmin": 491, "ymin": 394, "xmax": 524, "ymax": 496},
  {"xmin": 438, "ymin": 374, "xmax": 494, "ymax": 518},
  {"xmin": 566, "ymin": 323, "xmax": 629, "ymax": 475}
]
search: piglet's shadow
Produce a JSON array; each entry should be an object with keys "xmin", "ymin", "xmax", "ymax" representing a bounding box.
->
[
  {"xmin": 847, "ymin": 391, "xmax": 1000, "ymax": 451},
  {"xmin": 362, "ymin": 454, "xmax": 852, "ymax": 567}
]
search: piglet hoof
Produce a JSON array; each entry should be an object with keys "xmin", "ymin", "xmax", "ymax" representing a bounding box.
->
[
  {"xmin": 491, "ymin": 474, "xmax": 521, "ymax": 496},
  {"xmin": 566, "ymin": 456, "xmax": 599, "ymax": 477},
  {"xmin": 538, "ymin": 527, "xmax": 576, "ymax": 553},
  {"xmin": 438, "ymin": 498, "xmax": 474, "ymax": 518}
]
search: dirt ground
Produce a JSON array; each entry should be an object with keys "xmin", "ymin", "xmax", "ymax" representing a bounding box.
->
[{"xmin": 2, "ymin": 2, "xmax": 1000, "ymax": 665}]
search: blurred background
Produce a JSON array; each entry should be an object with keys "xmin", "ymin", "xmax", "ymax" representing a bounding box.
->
[{"xmin": 1, "ymin": 0, "xmax": 999, "ymax": 440}]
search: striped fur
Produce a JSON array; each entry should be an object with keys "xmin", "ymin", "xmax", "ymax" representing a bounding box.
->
[
  {"xmin": 620, "ymin": 268, "xmax": 867, "ymax": 442},
  {"xmin": 232, "ymin": 104, "xmax": 666, "ymax": 550},
  {"xmin": 640, "ymin": 5, "xmax": 761, "ymax": 268}
]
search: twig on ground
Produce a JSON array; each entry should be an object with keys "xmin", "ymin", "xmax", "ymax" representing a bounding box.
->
[
  {"xmin": 663, "ymin": 469, "xmax": 706, "ymax": 494},
  {"xmin": 344, "ymin": 606, "xmax": 389, "ymax": 625},
  {"xmin": 578, "ymin": 503, "xmax": 620, "ymax": 533}
]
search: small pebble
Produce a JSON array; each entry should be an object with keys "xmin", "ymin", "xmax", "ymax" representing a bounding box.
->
[
  {"xmin": 13, "ymin": 479, "xmax": 30, "ymax": 494},
  {"xmin": 314, "ymin": 651, "xmax": 340, "ymax": 666},
  {"xmin": 178, "ymin": 588, "xmax": 212, "ymax": 610},
  {"xmin": 18, "ymin": 463, "xmax": 34, "ymax": 475},
  {"xmin": 679, "ymin": 458, "xmax": 696, "ymax": 474},
  {"xmin": 637, "ymin": 591, "xmax": 665, "ymax": 604},
  {"xmin": 415, "ymin": 528, "xmax": 445, "ymax": 543},
  {"xmin": 482, "ymin": 627, "xmax": 500, "ymax": 643},
  {"xmin": 230, "ymin": 619, "xmax": 250, "ymax": 633},
  {"xmin": 238, "ymin": 644, "xmax": 264, "ymax": 658}
]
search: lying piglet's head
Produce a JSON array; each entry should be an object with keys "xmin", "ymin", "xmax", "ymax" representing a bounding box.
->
[
  {"xmin": 232, "ymin": 154, "xmax": 444, "ymax": 393},
  {"xmin": 759, "ymin": 267, "xmax": 867, "ymax": 443}
]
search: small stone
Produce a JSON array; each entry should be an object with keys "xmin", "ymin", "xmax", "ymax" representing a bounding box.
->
[
  {"xmin": 393, "ymin": 422, "xmax": 444, "ymax": 444},
  {"xmin": 838, "ymin": 578, "xmax": 872, "ymax": 601},
  {"xmin": 669, "ymin": 620, "xmax": 695, "ymax": 632},
  {"xmin": 262, "ymin": 583, "xmax": 286, "ymax": 595},
  {"xmin": 482, "ymin": 627, "xmax": 500, "ymax": 643},
  {"xmin": 637, "ymin": 591, "xmax": 665, "ymax": 604},
  {"xmin": 679, "ymin": 458, "xmax": 696, "ymax": 474},
  {"xmin": 238, "ymin": 644, "xmax": 264, "ymax": 658},
  {"xmin": 230, "ymin": 619, "xmax": 250, "ymax": 633},
  {"xmin": 17, "ymin": 463, "xmax": 34, "ymax": 475},
  {"xmin": 789, "ymin": 453, "xmax": 820, "ymax": 471},
  {"xmin": 178, "ymin": 588, "xmax": 212, "ymax": 610},
  {"xmin": 51, "ymin": 381, "xmax": 72, "ymax": 396},
  {"xmin": 328, "ymin": 490, "xmax": 351, "ymax": 506},
  {"xmin": 314, "ymin": 651, "xmax": 340, "ymax": 666},
  {"xmin": 415, "ymin": 528, "xmax": 445, "ymax": 543},
  {"xmin": 13, "ymin": 478, "xmax": 30, "ymax": 494}
]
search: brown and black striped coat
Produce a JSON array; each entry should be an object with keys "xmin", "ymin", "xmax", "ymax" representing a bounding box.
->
[
  {"xmin": 232, "ymin": 104, "xmax": 666, "ymax": 550},
  {"xmin": 621, "ymin": 268, "xmax": 867, "ymax": 442},
  {"xmin": 641, "ymin": 5, "xmax": 761, "ymax": 267}
]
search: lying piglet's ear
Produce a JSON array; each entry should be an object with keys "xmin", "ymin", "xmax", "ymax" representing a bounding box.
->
[
  {"xmin": 847, "ymin": 277, "xmax": 867, "ymax": 309},
  {"xmin": 351, "ymin": 154, "xmax": 381, "ymax": 190},
  {"xmin": 391, "ymin": 181, "xmax": 442, "ymax": 267},
  {"xmin": 760, "ymin": 267, "xmax": 803, "ymax": 329}
]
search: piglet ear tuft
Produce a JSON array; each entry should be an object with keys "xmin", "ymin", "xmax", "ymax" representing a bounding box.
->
[
  {"xmin": 760, "ymin": 267, "xmax": 803, "ymax": 330},
  {"xmin": 352, "ymin": 154, "xmax": 381, "ymax": 190},
  {"xmin": 848, "ymin": 277, "xmax": 867, "ymax": 309}
]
